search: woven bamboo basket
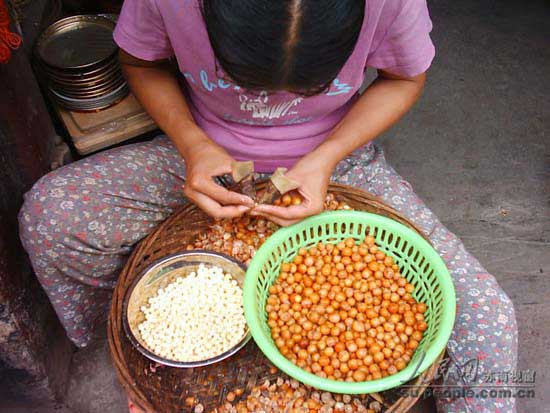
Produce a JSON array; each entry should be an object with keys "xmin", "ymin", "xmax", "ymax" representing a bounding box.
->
[{"xmin": 108, "ymin": 183, "xmax": 444, "ymax": 413}]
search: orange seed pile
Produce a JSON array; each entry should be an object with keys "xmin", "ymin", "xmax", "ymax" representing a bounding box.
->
[
  {"xmin": 267, "ymin": 237, "xmax": 427, "ymax": 382},
  {"xmin": 274, "ymin": 191, "xmax": 304, "ymax": 207}
]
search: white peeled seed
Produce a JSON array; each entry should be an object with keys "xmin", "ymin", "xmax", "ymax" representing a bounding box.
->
[{"xmin": 137, "ymin": 264, "xmax": 246, "ymax": 362}]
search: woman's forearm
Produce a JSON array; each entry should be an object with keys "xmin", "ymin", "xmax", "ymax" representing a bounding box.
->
[
  {"xmin": 120, "ymin": 51, "xmax": 253, "ymax": 217},
  {"xmin": 119, "ymin": 51, "xmax": 209, "ymax": 158},
  {"xmin": 313, "ymin": 70, "xmax": 426, "ymax": 168}
]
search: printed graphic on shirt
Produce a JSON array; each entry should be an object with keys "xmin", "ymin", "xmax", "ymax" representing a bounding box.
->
[
  {"xmin": 326, "ymin": 78, "xmax": 354, "ymax": 96},
  {"xmin": 182, "ymin": 68, "xmax": 356, "ymax": 125},
  {"xmin": 238, "ymin": 91, "xmax": 303, "ymax": 120},
  {"xmin": 184, "ymin": 69, "xmax": 354, "ymax": 99}
]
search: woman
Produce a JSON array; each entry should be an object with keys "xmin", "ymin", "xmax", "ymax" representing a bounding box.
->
[{"xmin": 19, "ymin": 0, "xmax": 517, "ymax": 412}]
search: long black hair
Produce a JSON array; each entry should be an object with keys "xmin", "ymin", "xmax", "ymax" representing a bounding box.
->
[{"xmin": 201, "ymin": 0, "xmax": 365, "ymax": 96}]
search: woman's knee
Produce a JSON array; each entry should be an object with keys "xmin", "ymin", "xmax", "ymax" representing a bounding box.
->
[
  {"xmin": 480, "ymin": 273, "xmax": 516, "ymax": 328},
  {"xmin": 20, "ymin": 172, "xmax": 58, "ymax": 237},
  {"xmin": 456, "ymin": 272, "xmax": 517, "ymax": 355},
  {"xmin": 19, "ymin": 163, "xmax": 159, "ymax": 260},
  {"xmin": 18, "ymin": 169, "xmax": 81, "ymax": 254}
]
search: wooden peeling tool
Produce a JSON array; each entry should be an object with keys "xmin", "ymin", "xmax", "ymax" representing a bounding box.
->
[{"xmin": 231, "ymin": 161, "xmax": 256, "ymax": 201}]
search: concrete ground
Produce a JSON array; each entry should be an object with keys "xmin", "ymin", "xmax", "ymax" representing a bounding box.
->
[{"xmin": 2, "ymin": 0, "xmax": 548, "ymax": 412}]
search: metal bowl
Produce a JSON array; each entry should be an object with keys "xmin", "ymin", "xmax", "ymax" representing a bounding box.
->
[
  {"xmin": 123, "ymin": 251, "xmax": 251, "ymax": 368},
  {"xmin": 35, "ymin": 15, "xmax": 117, "ymax": 71},
  {"xmin": 50, "ymin": 74, "xmax": 126, "ymax": 98},
  {"xmin": 39, "ymin": 59, "xmax": 120, "ymax": 83},
  {"xmin": 49, "ymin": 82, "xmax": 129, "ymax": 111},
  {"xmin": 34, "ymin": 14, "xmax": 129, "ymax": 111}
]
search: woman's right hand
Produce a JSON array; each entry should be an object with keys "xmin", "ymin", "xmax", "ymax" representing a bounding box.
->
[
  {"xmin": 119, "ymin": 51, "xmax": 253, "ymax": 219},
  {"xmin": 182, "ymin": 135, "xmax": 255, "ymax": 219}
]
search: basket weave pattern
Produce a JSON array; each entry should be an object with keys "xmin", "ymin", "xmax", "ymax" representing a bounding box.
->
[{"xmin": 108, "ymin": 183, "xmax": 443, "ymax": 412}]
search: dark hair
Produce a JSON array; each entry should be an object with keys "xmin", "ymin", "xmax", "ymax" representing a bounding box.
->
[{"xmin": 201, "ymin": 0, "xmax": 365, "ymax": 96}]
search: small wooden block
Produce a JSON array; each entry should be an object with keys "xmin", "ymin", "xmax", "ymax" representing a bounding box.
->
[{"xmin": 55, "ymin": 93, "xmax": 158, "ymax": 155}]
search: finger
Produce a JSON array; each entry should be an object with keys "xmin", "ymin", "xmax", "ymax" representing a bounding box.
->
[
  {"xmin": 186, "ymin": 178, "xmax": 254, "ymax": 207},
  {"xmin": 253, "ymin": 203, "xmax": 314, "ymax": 220},
  {"xmin": 250, "ymin": 210, "xmax": 300, "ymax": 227},
  {"xmin": 210, "ymin": 162, "xmax": 233, "ymax": 176},
  {"xmin": 185, "ymin": 188, "xmax": 250, "ymax": 219}
]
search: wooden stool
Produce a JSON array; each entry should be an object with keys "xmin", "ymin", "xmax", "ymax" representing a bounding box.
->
[
  {"xmin": 108, "ymin": 183, "xmax": 443, "ymax": 413},
  {"xmin": 55, "ymin": 93, "xmax": 158, "ymax": 155}
]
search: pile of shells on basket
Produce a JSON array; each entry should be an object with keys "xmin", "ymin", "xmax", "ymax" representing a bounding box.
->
[
  {"xmin": 185, "ymin": 193, "xmax": 352, "ymax": 264},
  {"xmin": 186, "ymin": 376, "xmax": 386, "ymax": 413}
]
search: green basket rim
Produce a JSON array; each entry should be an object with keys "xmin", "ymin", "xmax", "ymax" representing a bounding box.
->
[{"xmin": 243, "ymin": 210, "xmax": 456, "ymax": 394}]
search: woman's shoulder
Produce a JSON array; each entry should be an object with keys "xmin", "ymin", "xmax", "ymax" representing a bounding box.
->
[
  {"xmin": 366, "ymin": 0, "xmax": 427, "ymax": 21},
  {"xmin": 364, "ymin": 0, "xmax": 431, "ymax": 40},
  {"xmin": 150, "ymin": 0, "xmax": 205, "ymax": 35},
  {"xmin": 152, "ymin": 0, "xmax": 201, "ymax": 13}
]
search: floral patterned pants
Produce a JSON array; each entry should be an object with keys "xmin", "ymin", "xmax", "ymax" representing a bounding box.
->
[{"xmin": 19, "ymin": 136, "xmax": 517, "ymax": 413}]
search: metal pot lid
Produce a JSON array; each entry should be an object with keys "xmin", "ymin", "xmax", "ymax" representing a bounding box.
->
[
  {"xmin": 36, "ymin": 15, "xmax": 117, "ymax": 70},
  {"xmin": 48, "ymin": 68, "xmax": 123, "ymax": 90},
  {"xmin": 38, "ymin": 57, "xmax": 120, "ymax": 81},
  {"xmin": 50, "ymin": 83, "xmax": 129, "ymax": 111},
  {"xmin": 50, "ymin": 77, "xmax": 126, "ymax": 98},
  {"xmin": 50, "ymin": 82, "xmax": 128, "ymax": 104}
]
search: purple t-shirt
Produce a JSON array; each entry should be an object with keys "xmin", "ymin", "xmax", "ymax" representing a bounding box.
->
[{"xmin": 114, "ymin": 0, "xmax": 435, "ymax": 172}]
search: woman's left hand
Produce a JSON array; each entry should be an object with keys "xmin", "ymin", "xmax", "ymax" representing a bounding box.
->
[{"xmin": 251, "ymin": 152, "xmax": 334, "ymax": 226}]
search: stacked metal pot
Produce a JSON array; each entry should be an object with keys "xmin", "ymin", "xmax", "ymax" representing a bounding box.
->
[{"xmin": 35, "ymin": 15, "xmax": 128, "ymax": 111}]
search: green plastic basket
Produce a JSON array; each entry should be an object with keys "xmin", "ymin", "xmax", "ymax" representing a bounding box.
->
[{"xmin": 243, "ymin": 210, "xmax": 455, "ymax": 394}]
